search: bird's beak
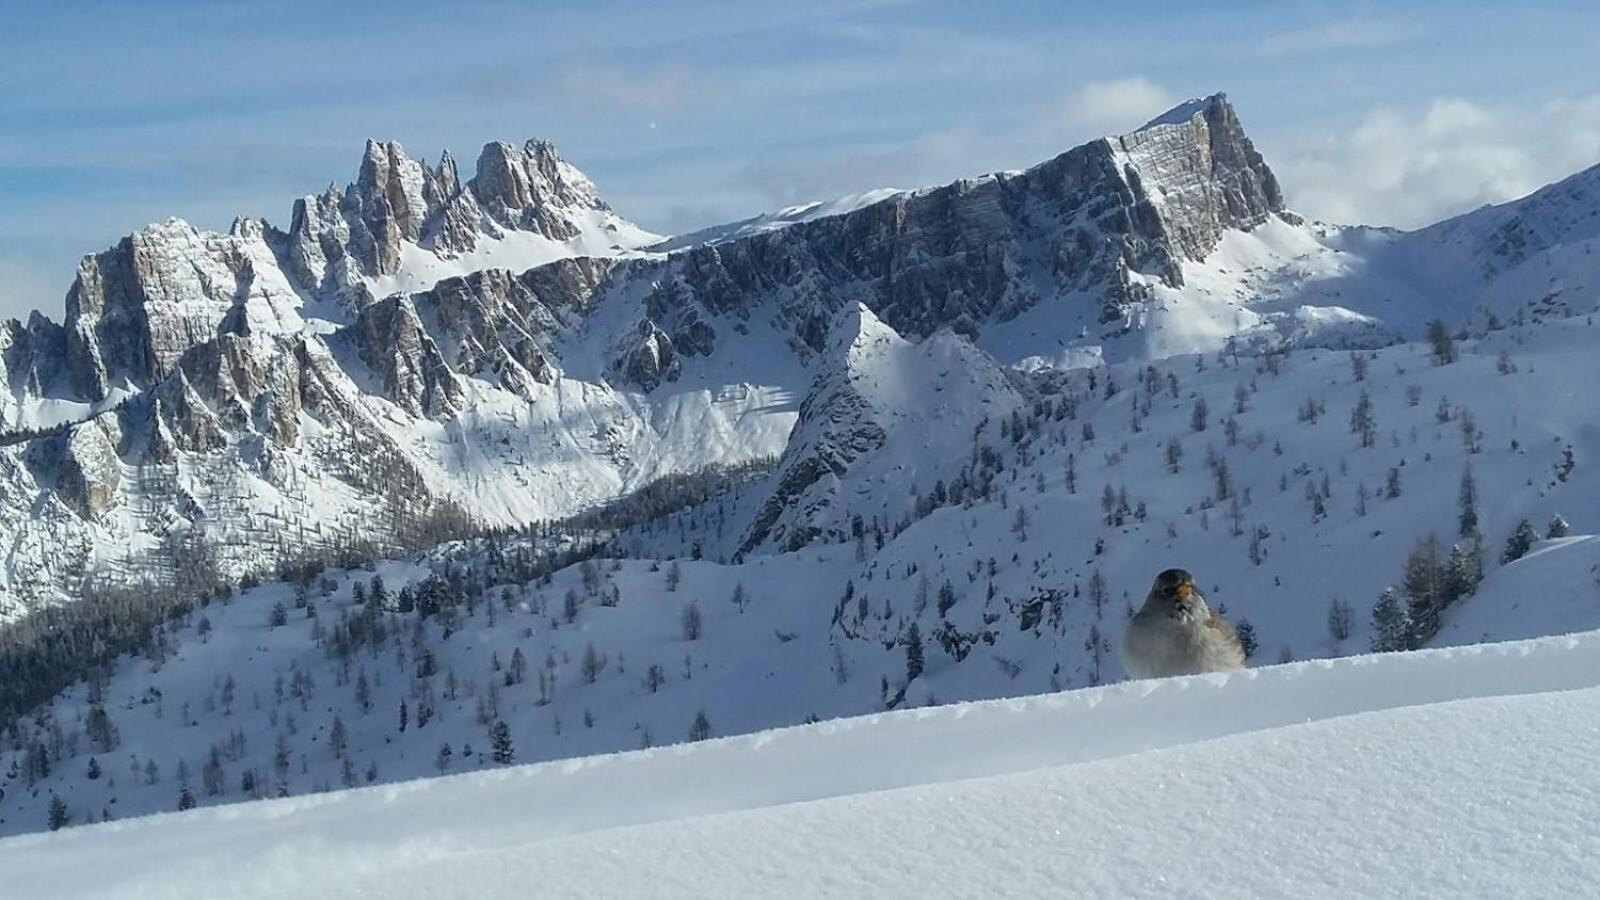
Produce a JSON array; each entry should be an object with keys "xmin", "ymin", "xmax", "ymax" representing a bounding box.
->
[{"xmin": 1176, "ymin": 584, "xmax": 1193, "ymax": 600}]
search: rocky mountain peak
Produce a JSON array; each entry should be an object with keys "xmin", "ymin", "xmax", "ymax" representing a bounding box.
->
[
  {"xmin": 469, "ymin": 139, "xmax": 608, "ymax": 236},
  {"xmin": 1109, "ymin": 92, "xmax": 1285, "ymax": 267}
]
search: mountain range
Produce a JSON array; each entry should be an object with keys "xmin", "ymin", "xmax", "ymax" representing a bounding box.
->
[{"xmin": 4, "ymin": 92, "xmax": 1598, "ymax": 616}]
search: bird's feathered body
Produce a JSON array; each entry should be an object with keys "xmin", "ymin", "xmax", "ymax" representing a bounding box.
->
[{"xmin": 1123, "ymin": 569, "xmax": 1246, "ymax": 679}]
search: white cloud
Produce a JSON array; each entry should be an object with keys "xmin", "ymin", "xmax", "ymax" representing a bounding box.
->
[
  {"xmin": 1269, "ymin": 94, "xmax": 1600, "ymax": 229},
  {"xmin": 1255, "ymin": 19, "xmax": 1422, "ymax": 58},
  {"xmin": 1047, "ymin": 77, "xmax": 1178, "ymax": 139}
]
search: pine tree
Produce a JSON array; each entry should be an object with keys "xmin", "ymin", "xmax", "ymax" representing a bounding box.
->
[
  {"xmin": 1427, "ymin": 319, "xmax": 1458, "ymax": 365},
  {"xmin": 1548, "ymin": 515, "xmax": 1571, "ymax": 539},
  {"xmin": 581, "ymin": 642, "xmax": 605, "ymax": 684},
  {"xmin": 329, "ymin": 716, "xmax": 347, "ymax": 759},
  {"xmin": 177, "ymin": 786, "xmax": 197, "ymax": 811},
  {"xmin": 1502, "ymin": 518, "xmax": 1539, "ymax": 564},
  {"xmin": 1350, "ymin": 351, "xmax": 1369, "ymax": 381},
  {"xmin": 1234, "ymin": 620, "xmax": 1258, "ymax": 660},
  {"xmin": 1370, "ymin": 588, "xmax": 1410, "ymax": 652},
  {"xmin": 1327, "ymin": 599, "xmax": 1353, "ymax": 643},
  {"xmin": 688, "ymin": 709, "xmax": 712, "ymax": 742},
  {"xmin": 1350, "ymin": 390, "xmax": 1377, "ymax": 448},
  {"xmin": 680, "ymin": 600, "xmax": 703, "ymax": 641},
  {"xmin": 905, "ymin": 623, "xmax": 925, "ymax": 683},
  {"xmin": 1088, "ymin": 569, "xmax": 1107, "ymax": 618},
  {"xmin": 489, "ymin": 720, "xmax": 514, "ymax": 764},
  {"xmin": 1402, "ymin": 532, "xmax": 1446, "ymax": 644},
  {"xmin": 1446, "ymin": 537, "xmax": 1484, "ymax": 603},
  {"xmin": 1191, "ymin": 397, "xmax": 1209, "ymax": 432},
  {"xmin": 1458, "ymin": 463, "xmax": 1479, "ymax": 538},
  {"xmin": 47, "ymin": 794, "xmax": 69, "ymax": 831}
]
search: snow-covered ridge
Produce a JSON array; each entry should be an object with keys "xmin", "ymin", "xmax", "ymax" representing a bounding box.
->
[
  {"xmin": 1137, "ymin": 91, "xmax": 1229, "ymax": 131},
  {"xmin": 6, "ymin": 628, "xmax": 1599, "ymax": 898},
  {"xmin": 649, "ymin": 188, "xmax": 906, "ymax": 252}
]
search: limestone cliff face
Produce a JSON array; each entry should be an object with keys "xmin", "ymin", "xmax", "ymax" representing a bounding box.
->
[
  {"xmin": 0, "ymin": 94, "xmax": 1300, "ymax": 611},
  {"xmin": 554, "ymin": 93, "xmax": 1288, "ymax": 382}
]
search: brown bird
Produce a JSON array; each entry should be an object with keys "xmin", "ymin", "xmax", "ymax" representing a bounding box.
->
[{"xmin": 1122, "ymin": 568, "xmax": 1246, "ymax": 679}]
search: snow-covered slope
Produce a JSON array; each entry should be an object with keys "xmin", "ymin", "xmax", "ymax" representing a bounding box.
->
[
  {"xmin": 7, "ymin": 305, "xmax": 1600, "ymax": 839},
  {"xmin": 735, "ymin": 303, "xmax": 1025, "ymax": 555},
  {"xmin": 6, "ymin": 628, "xmax": 1600, "ymax": 898},
  {"xmin": 648, "ymin": 188, "xmax": 905, "ymax": 252}
]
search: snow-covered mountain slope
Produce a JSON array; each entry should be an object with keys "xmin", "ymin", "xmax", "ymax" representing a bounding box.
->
[
  {"xmin": 4, "ymin": 90, "xmax": 1600, "ymax": 619},
  {"xmin": 648, "ymin": 187, "xmax": 906, "ymax": 252},
  {"xmin": 7, "ymin": 628, "xmax": 1600, "ymax": 899},
  {"xmin": 5, "ymin": 303, "xmax": 1600, "ymax": 838},
  {"xmin": 735, "ymin": 303, "xmax": 1024, "ymax": 555}
]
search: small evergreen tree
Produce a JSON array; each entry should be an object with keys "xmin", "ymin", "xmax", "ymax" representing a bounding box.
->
[
  {"xmin": 48, "ymin": 794, "xmax": 70, "ymax": 831},
  {"xmin": 1350, "ymin": 390, "xmax": 1377, "ymax": 448},
  {"xmin": 1427, "ymin": 319, "xmax": 1458, "ymax": 365},
  {"xmin": 1548, "ymin": 515, "xmax": 1571, "ymax": 539},
  {"xmin": 1458, "ymin": 464, "xmax": 1479, "ymax": 538},
  {"xmin": 489, "ymin": 721, "xmax": 514, "ymax": 764},
  {"xmin": 329, "ymin": 716, "xmax": 348, "ymax": 759},
  {"xmin": 1370, "ymin": 588, "xmax": 1410, "ymax": 652},
  {"xmin": 1402, "ymin": 532, "xmax": 1446, "ymax": 644},
  {"xmin": 905, "ymin": 623, "xmax": 925, "ymax": 683},
  {"xmin": 1234, "ymin": 620, "xmax": 1258, "ymax": 660},
  {"xmin": 1502, "ymin": 518, "xmax": 1539, "ymax": 564},
  {"xmin": 1446, "ymin": 537, "xmax": 1484, "ymax": 603}
]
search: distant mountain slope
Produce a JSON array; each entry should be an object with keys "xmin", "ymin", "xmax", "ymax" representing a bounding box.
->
[
  {"xmin": 6, "ymin": 628, "xmax": 1600, "ymax": 898},
  {"xmin": 7, "ymin": 305, "xmax": 1600, "ymax": 837}
]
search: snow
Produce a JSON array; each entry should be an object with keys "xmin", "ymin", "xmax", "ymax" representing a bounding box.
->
[
  {"xmin": 1138, "ymin": 93, "xmax": 1227, "ymax": 132},
  {"xmin": 7, "ymin": 629, "xmax": 1600, "ymax": 898},
  {"xmin": 10, "ymin": 307, "xmax": 1600, "ymax": 838},
  {"xmin": 366, "ymin": 208, "xmax": 660, "ymax": 299},
  {"xmin": 650, "ymin": 188, "xmax": 905, "ymax": 252}
]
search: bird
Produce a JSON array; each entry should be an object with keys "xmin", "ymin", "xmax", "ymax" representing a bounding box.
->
[{"xmin": 1122, "ymin": 568, "xmax": 1246, "ymax": 679}]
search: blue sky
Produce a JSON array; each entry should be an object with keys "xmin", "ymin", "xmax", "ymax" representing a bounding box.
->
[{"xmin": 3, "ymin": 0, "xmax": 1599, "ymax": 320}]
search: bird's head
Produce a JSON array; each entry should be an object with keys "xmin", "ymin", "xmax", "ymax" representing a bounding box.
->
[
  {"xmin": 1150, "ymin": 568, "xmax": 1205, "ymax": 621},
  {"xmin": 1152, "ymin": 568, "xmax": 1197, "ymax": 605}
]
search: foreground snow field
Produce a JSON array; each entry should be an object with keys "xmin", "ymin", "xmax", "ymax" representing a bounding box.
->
[{"xmin": 6, "ymin": 630, "xmax": 1600, "ymax": 899}]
